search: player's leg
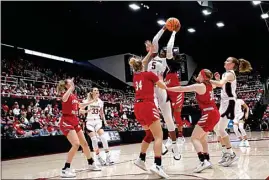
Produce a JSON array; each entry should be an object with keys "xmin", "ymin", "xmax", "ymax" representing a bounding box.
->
[
  {"xmin": 239, "ymin": 121, "xmax": 249, "ymax": 147},
  {"xmin": 158, "ymin": 89, "xmax": 180, "ymax": 160},
  {"xmin": 134, "ymin": 125, "xmax": 153, "ymax": 171},
  {"xmin": 191, "ymin": 125, "xmax": 211, "ymax": 173},
  {"xmin": 217, "ymin": 116, "xmax": 238, "ymax": 167},
  {"xmin": 77, "ymin": 129, "xmax": 101, "ymax": 171},
  {"xmin": 86, "ymin": 121, "xmax": 106, "ymax": 166},
  {"xmin": 97, "ymin": 123, "xmax": 114, "ymax": 165},
  {"xmin": 161, "ymin": 101, "xmax": 181, "ymax": 160},
  {"xmin": 233, "ymin": 116, "xmax": 245, "ymax": 147},
  {"xmin": 61, "ymin": 130, "xmax": 80, "ymax": 178},
  {"xmin": 149, "ymin": 119, "xmax": 169, "ymax": 179}
]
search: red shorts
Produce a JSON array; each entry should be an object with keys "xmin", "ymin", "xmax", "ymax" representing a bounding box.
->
[
  {"xmin": 59, "ymin": 115, "xmax": 82, "ymax": 136},
  {"xmin": 168, "ymin": 92, "xmax": 184, "ymax": 109},
  {"xmin": 197, "ymin": 109, "xmax": 220, "ymax": 132},
  {"xmin": 134, "ymin": 101, "xmax": 160, "ymax": 126}
]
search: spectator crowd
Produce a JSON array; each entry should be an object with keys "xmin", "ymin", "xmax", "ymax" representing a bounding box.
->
[{"xmin": 1, "ymin": 52, "xmax": 266, "ymax": 139}]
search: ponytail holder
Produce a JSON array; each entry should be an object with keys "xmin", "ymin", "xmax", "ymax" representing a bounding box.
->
[{"xmin": 200, "ymin": 69, "xmax": 208, "ymax": 80}]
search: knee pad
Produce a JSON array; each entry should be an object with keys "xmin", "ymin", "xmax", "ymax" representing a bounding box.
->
[
  {"xmin": 233, "ymin": 124, "xmax": 241, "ymax": 138},
  {"xmin": 100, "ymin": 134, "xmax": 109, "ymax": 150},
  {"xmin": 143, "ymin": 130, "xmax": 154, "ymax": 143},
  {"xmin": 160, "ymin": 101, "xmax": 175, "ymax": 132},
  {"xmin": 173, "ymin": 111, "xmax": 183, "ymax": 126},
  {"xmin": 239, "ymin": 123, "xmax": 247, "ymax": 136},
  {"xmin": 90, "ymin": 136, "xmax": 99, "ymax": 150}
]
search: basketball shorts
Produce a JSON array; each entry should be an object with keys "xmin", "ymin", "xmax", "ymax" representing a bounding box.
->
[
  {"xmin": 60, "ymin": 116, "xmax": 81, "ymax": 136},
  {"xmin": 134, "ymin": 101, "xmax": 160, "ymax": 126},
  {"xmin": 219, "ymin": 99, "xmax": 236, "ymax": 120},
  {"xmin": 86, "ymin": 119, "xmax": 102, "ymax": 133},
  {"xmin": 168, "ymin": 92, "xmax": 184, "ymax": 109},
  {"xmin": 197, "ymin": 108, "xmax": 220, "ymax": 132}
]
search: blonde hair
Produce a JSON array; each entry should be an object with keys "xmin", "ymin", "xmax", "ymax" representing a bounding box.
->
[
  {"xmin": 56, "ymin": 80, "xmax": 66, "ymax": 95},
  {"xmin": 230, "ymin": 57, "xmax": 253, "ymax": 73},
  {"xmin": 87, "ymin": 87, "xmax": 98, "ymax": 100},
  {"xmin": 129, "ymin": 57, "xmax": 143, "ymax": 72}
]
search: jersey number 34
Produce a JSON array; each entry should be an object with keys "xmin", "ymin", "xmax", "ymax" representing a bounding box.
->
[{"xmin": 135, "ymin": 80, "xmax": 143, "ymax": 91}]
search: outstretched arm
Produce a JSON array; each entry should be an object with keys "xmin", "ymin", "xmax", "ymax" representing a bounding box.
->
[
  {"xmin": 210, "ymin": 72, "xmax": 234, "ymax": 87},
  {"xmin": 167, "ymin": 83, "xmax": 206, "ymax": 94},
  {"xmin": 152, "ymin": 26, "xmax": 166, "ymax": 54},
  {"xmin": 166, "ymin": 31, "xmax": 176, "ymax": 60}
]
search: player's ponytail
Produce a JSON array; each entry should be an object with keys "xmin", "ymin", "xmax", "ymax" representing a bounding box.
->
[
  {"xmin": 231, "ymin": 57, "xmax": 252, "ymax": 73},
  {"xmin": 238, "ymin": 59, "xmax": 253, "ymax": 73},
  {"xmin": 129, "ymin": 57, "xmax": 143, "ymax": 72},
  {"xmin": 56, "ymin": 80, "xmax": 66, "ymax": 95}
]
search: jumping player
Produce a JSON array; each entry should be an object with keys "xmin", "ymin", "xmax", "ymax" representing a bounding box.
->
[
  {"xmin": 82, "ymin": 88, "xmax": 114, "ymax": 166},
  {"xmin": 144, "ymin": 25, "xmax": 181, "ymax": 160},
  {"xmin": 210, "ymin": 57, "xmax": 252, "ymax": 167},
  {"xmin": 233, "ymin": 98, "xmax": 250, "ymax": 147},
  {"xmin": 164, "ymin": 54, "xmax": 185, "ymax": 144},
  {"xmin": 57, "ymin": 78, "xmax": 101, "ymax": 178},
  {"xmin": 130, "ymin": 46, "xmax": 169, "ymax": 179},
  {"xmin": 167, "ymin": 69, "xmax": 220, "ymax": 173}
]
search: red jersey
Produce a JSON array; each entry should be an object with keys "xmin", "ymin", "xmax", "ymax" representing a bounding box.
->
[
  {"xmin": 196, "ymin": 83, "xmax": 217, "ymax": 110},
  {"xmin": 133, "ymin": 71, "xmax": 159, "ymax": 101},
  {"xmin": 165, "ymin": 72, "xmax": 180, "ymax": 87},
  {"xmin": 62, "ymin": 93, "xmax": 79, "ymax": 116}
]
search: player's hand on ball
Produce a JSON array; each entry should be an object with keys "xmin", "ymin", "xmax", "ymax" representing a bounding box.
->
[
  {"xmin": 214, "ymin": 72, "xmax": 220, "ymax": 80},
  {"xmin": 175, "ymin": 24, "xmax": 180, "ymax": 32}
]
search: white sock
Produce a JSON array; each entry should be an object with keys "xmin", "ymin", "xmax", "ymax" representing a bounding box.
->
[{"xmin": 227, "ymin": 148, "xmax": 234, "ymax": 154}]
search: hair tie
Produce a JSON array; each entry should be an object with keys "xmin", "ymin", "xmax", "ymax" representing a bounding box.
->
[{"xmin": 200, "ymin": 69, "xmax": 208, "ymax": 80}]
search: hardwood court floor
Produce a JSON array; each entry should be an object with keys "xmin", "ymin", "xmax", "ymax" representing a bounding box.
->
[{"xmin": 2, "ymin": 131, "xmax": 269, "ymax": 179}]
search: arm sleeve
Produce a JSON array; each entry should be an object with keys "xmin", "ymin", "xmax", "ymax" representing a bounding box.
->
[
  {"xmin": 147, "ymin": 72, "xmax": 159, "ymax": 83},
  {"xmin": 152, "ymin": 29, "xmax": 165, "ymax": 54},
  {"xmin": 166, "ymin": 31, "xmax": 176, "ymax": 59}
]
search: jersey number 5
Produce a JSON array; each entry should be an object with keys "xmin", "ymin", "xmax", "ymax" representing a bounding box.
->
[
  {"xmin": 151, "ymin": 62, "xmax": 156, "ymax": 70},
  {"xmin": 135, "ymin": 80, "xmax": 143, "ymax": 91}
]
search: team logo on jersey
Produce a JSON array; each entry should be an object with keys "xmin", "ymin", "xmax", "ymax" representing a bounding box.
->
[{"xmin": 72, "ymin": 100, "xmax": 78, "ymax": 104}]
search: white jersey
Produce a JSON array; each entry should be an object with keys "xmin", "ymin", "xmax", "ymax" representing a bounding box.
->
[
  {"xmin": 83, "ymin": 98, "xmax": 104, "ymax": 120},
  {"xmin": 147, "ymin": 56, "xmax": 167, "ymax": 77},
  {"xmin": 235, "ymin": 99, "xmax": 245, "ymax": 118},
  {"xmin": 221, "ymin": 70, "xmax": 237, "ymax": 100}
]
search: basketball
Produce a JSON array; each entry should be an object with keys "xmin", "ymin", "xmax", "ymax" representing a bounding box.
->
[{"xmin": 166, "ymin": 17, "xmax": 181, "ymax": 32}]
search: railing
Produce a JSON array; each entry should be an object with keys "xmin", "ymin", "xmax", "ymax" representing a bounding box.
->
[
  {"xmin": 1, "ymin": 76, "xmax": 18, "ymax": 86},
  {"xmin": 24, "ymin": 70, "xmax": 55, "ymax": 82}
]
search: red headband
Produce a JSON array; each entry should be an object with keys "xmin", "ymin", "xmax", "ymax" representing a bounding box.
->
[{"xmin": 200, "ymin": 69, "xmax": 208, "ymax": 80}]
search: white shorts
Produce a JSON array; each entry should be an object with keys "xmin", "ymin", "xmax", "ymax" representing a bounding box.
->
[
  {"xmin": 86, "ymin": 120, "xmax": 102, "ymax": 132},
  {"xmin": 219, "ymin": 99, "xmax": 236, "ymax": 120}
]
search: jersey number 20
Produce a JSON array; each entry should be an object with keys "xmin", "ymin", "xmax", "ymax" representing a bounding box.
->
[{"xmin": 135, "ymin": 80, "xmax": 143, "ymax": 91}]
